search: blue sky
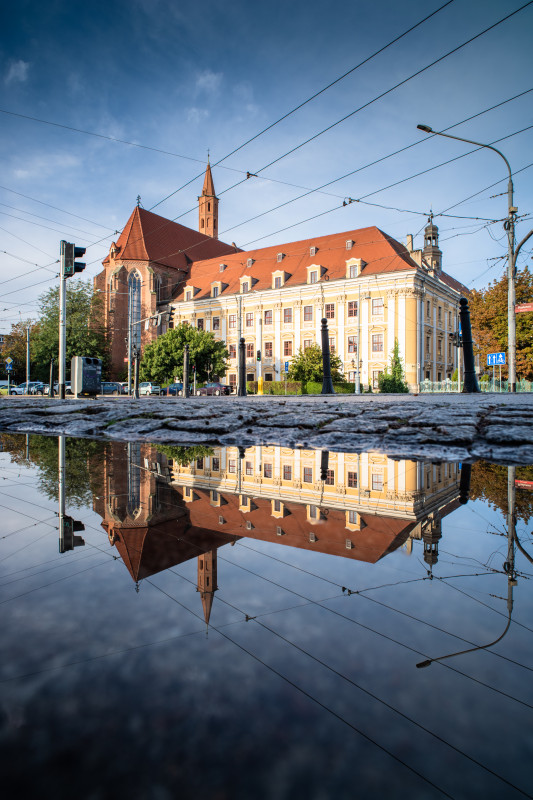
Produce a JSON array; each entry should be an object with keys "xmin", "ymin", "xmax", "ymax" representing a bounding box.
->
[{"xmin": 0, "ymin": 0, "xmax": 532, "ymax": 327}]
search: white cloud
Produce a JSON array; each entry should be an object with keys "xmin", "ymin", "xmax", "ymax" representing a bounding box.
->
[
  {"xmin": 195, "ymin": 69, "xmax": 222, "ymax": 94},
  {"xmin": 5, "ymin": 60, "xmax": 30, "ymax": 85},
  {"xmin": 186, "ymin": 107, "xmax": 209, "ymax": 125},
  {"xmin": 13, "ymin": 153, "xmax": 81, "ymax": 181}
]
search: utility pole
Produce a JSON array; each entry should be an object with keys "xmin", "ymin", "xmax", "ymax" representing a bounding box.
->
[
  {"xmin": 355, "ymin": 285, "xmax": 361, "ymax": 394},
  {"xmin": 26, "ymin": 325, "xmax": 30, "ymax": 390}
]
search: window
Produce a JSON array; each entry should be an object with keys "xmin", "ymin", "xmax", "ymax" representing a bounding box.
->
[
  {"xmin": 325, "ymin": 469, "xmax": 334, "ymax": 485},
  {"xmin": 229, "ymin": 314, "xmax": 236, "ymax": 328},
  {"xmin": 274, "ymin": 276, "xmax": 282, "ymax": 289},
  {"xmin": 284, "ymin": 308, "xmax": 292, "ymax": 324},
  {"xmin": 245, "ymin": 461, "xmax": 253, "ymax": 476},
  {"xmin": 372, "ymin": 370, "xmax": 383, "ymax": 389},
  {"xmin": 246, "ymin": 312, "xmax": 254, "ymax": 327},
  {"xmin": 241, "ymin": 281, "xmax": 249, "ymax": 293},
  {"xmin": 329, "ymin": 336, "xmax": 335, "ymax": 354},
  {"xmin": 273, "ymin": 499, "xmax": 281, "ymax": 512},
  {"xmin": 438, "ymin": 306, "xmax": 442, "ymax": 323},
  {"xmin": 346, "ymin": 240, "xmax": 353, "ymax": 250},
  {"xmin": 128, "ymin": 272, "xmax": 142, "ymax": 352},
  {"xmin": 310, "ymin": 246, "xmax": 317, "ymax": 256},
  {"xmin": 372, "ymin": 334, "xmax": 383, "ymax": 352},
  {"xmin": 265, "ymin": 341, "xmax": 273, "ymax": 357},
  {"xmin": 348, "ymin": 336, "xmax": 357, "ymax": 353},
  {"xmin": 309, "ymin": 506, "xmax": 317, "ymax": 519},
  {"xmin": 229, "ymin": 374, "xmax": 237, "ymax": 387},
  {"xmin": 228, "ymin": 459, "xmax": 237, "ymax": 474},
  {"xmin": 283, "ymin": 341, "xmax": 292, "ymax": 356},
  {"xmin": 263, "ymin": 462, "xmax": 272, "ymax": 478},
  {"xmin": 212, "ymin": 316, "xmax": 220, "ymax": 330},
  {"xmin": 228, "ymin": 344, "xmax": 236, "ymax": 359},
  {"xmin": 212, "ymin": 286, "xmax": 219, "ymax": 298},
  {"xmin": 348, "ymin": 510, "xmax": 358, "ymax": 524},
  {"xmin": 372, "ymin": 473, "xmax": 383, "ymax": 492},
  {"xmin": 304, "ymin": 305, "xmax": 313, "ymax": 322},
  {"xmin": 437, "ymin": 339, "xmax": 442, "ymax": 357},
  {"xmin": 426, "ymin": 335, "xmax": 431, "ymax": 354},
  {"xmin": 247, "ymin": 258, "xmax": 254, "ymax": 268},
  {"xmin": 348, "ymin": 264, "xmax": 357, "ymax": 278},
  {"xmin": 372, "ymin": 298, "xmax": 384, "ymax": 315},
  {"xmin": 196, "ymin": 458, "xmax": 204, "ymax": 470},
  {"xmin": 283, "ymin": 464, "xmax": 292, "ymax": 481},
  {"xmin": 277, "ymin": 253, "xmax": 284, "ymax": 262},
  {"xmin": 325, "ymin": 303, "xmax": 335, "ymax": 319},
  {"xmin": 348, "ymin": 301, "xmax": 358, "ymax": 317},
  {"xmin": 212, "ymin": 457, "xmax": 220, "ymax": 472},
  {"xmin": 211, "ymin": 491, "xmax": 218, "ymax": 501},
  {"xmin": 309, "ymin": 270, "xmax": 317, "ymax": 284},
  {"xmin": 265, "ymin": 373, "xmax": 273, "ymax": 381},
  {"xmin": 426, "ymin": 300, "xmax": 431, "ymax": 318},
  {"xmin": 303, "ymin": 339, "xmax": 312, "ymax": 350},
  {"xmin": 347, "ymin": 471, "xmax": 357, "ymax": 488},
  {"xmin": 264, "ymin": 310, "xmax": 272, "ymax": 325},
  {"xmin": 303, "ymin": 467, "xmax": 313, "ymax": 483},
  {"xmin": 449, "ymin": 311, "xmax": 452, "ymax": 327},
  {"xmin": 197, "ymin": 318, "xmax": 204, "ymax": 331},
  {"xmin": 246, "ymin": 343, "xmax": 254, "ymax": 358},
  {"xmin": 247, "ymin": 372, "xmax": 254, "ymax": 382}
]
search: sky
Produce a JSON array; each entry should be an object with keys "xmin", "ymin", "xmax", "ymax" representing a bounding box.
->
[{"xmin": 0, "ymin": 0, "xmax": 532, "ymax": 329}]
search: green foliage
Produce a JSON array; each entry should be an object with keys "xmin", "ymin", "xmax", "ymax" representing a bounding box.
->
[
  {"xmin": 155, "ymin": 444, "xmax": 214, "ymax": 466},
  {"xmin": 470, "ymin": 462, "xmax": 533, "ymax": 524},
  {"xmin": 30, "ymin": 280, "xmax": 109, "ymax": 380},
  {"xmin": 451, "ymin": 368, "xmax": 458, "ymax": 381},
  {"xmin": 306, "ymin": 381, "xmax": 355, "ymax": 394},
  {"xmin": 287, "ymin": 343, "xmax": 344, "ymax": 384},
  {"xmin": 378, "ymin": 340, "xmax": 409, "ymax": 393},
  {"xmin": 140, "ymin": 323, "xmax": 228, "ymax": 384},
  {"xmin": 470, "ymin": 266, "xmax": 533, "ymax": 380},
  {"xmin": 3, "ymin": 318, "xmax": 39, "ymax": 382},
  {"xmin": 248, "ymin": 380, "xmax": 302, "ymax": 395}
]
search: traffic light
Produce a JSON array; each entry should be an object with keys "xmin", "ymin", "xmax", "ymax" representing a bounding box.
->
[
  {"xmin": 257, "ymin": 349, "xmax": 261, "ymax": 361},
  {"xmin": 59, "ymin": 515, "xmax": 86, "ymax": 553},
  {"xmin": 62, "ymin": 241, "xmax": 86, "ymax": 277}
]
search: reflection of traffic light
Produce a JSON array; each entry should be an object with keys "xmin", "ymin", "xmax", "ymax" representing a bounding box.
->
[
  {"xmin": 62, "ymin": 241, "xmax": 86, "ymax": 277},
  {"xmin": 59, "ymin": 516, "xmax": 86, "ymax": 553}
]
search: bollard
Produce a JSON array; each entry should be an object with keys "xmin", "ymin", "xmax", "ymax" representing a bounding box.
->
[
  {"xmin": 238, "ymin": 337, "xmax": 247, "ymax": 396},
  {"xmin": 320, "ymin": 318, "xmax": 335, "ymax": 395},
  {"xmin": 459, "ymin": 463, "xmax": 472, "ymax": 505},
  {"xmin": 183, "ymin": 344, "xmax": 190, "ymax": 398},
  {"xmin": 258, "ymin": 375, "xmax": 264, "ymax": 395},
  {"xmin": 459, "ymin": 298, "xmax": 480, "ymax": 393}
]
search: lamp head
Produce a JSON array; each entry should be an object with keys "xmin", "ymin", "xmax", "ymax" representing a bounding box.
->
[{"xmin": 417, "ymin": 124, "xmax": 433, "ymax": 133}]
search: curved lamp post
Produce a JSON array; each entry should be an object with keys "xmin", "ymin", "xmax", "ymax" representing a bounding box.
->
[{"xmin": 417, "ymin": 124, "xmax": 519, "ymax": 392}]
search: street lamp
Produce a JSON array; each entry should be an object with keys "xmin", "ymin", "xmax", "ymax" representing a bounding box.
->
[{"xmin": 417, "ymin": 124, "xmax": 519, "ymax": 391}]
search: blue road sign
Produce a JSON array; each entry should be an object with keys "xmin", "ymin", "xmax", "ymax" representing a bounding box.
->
[
  {"xmin": 487, "ymin": 352, "xmax": 506, "ymax": 366},
  {"xmin": 5, "ymin": 364, "xmax": 12, "ymax": 372},
  {"xmin": 284, "ymin": 361, "xmax": 289, "ymax": 372}
]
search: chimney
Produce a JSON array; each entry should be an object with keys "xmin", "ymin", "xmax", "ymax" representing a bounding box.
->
[{"xmin": 406, "ymin": 234, "xmax": 413, "ymax": 252}]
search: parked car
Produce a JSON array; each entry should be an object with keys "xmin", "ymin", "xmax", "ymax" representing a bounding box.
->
[
  {"xmin": 101, "ymin": 381, "xmax": 123, "ymax": 395},
  {"xmin": 28, "ymin": 382, "xmax": 45, "ymax": 395},
  {"xmin": 118, "ymin": 382, "xmax": 129, "ymax": 394},
  {"xmin": 10, "ymin": 381, "xmax": 44, "ymax": 395},
  {"xmin": 139, "ymin": 382, "xmax": 162, "ymax": 396},
  {"xmin": 43, "ymin": 382, "xmax": 72, "ymax": 396},
  {"xmin": 195, "ymin": 382, "xmax": 231, "ymax": 396},
  {"xmin": 164, "ymin": 383, "xmax": 193, "ymax": 396}
]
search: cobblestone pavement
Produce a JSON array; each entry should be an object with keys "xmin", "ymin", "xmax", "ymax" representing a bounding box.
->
[{"xmin": 1, "ymin": 393, "xmax": 532, "ymax": 463}]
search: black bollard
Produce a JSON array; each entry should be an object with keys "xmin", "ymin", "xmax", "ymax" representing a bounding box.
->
[
  {"xmin": 132, "ymin": 346, "xmax": 140, "ymax": 399},
  {"xmin": 459, "ymin": 463, "xmax": 472, "ymax": 505},
  {"xmin": 320, "ymin": 450, "xmax": 329, "ymax": 482},
  {"xmin": 183, "ymin": 344, "xmax": 190, "ymax": 398},
  {"xmin": 320, "ymin": 318, "xmax": 335, "ymax": 395},
  {"xmin": 238, "ymin": 337, "xmax": 247, "ymax": 396},
  {"xmin": 49, "ymin": 358, "xmax": 55, "ymax": 398},
  {"xmin": 459, "ymin": 298, "xmax": 480, "ymax": 393}
]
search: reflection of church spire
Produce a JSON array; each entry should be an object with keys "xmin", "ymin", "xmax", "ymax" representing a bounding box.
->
[
  {"xmin": 197, "ymin": 550, "xmax": 218, "ymax": 626},
  {"xmin": 422, "ymin": 516, "xmax": 442, "ymax": 573}
]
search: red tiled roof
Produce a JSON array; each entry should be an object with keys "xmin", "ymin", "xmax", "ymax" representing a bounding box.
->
[
  {"xmin": 439, "ymin": 272, "xmax": 469, "ymax": 295},
  {"xmin": 103, "ymin": 206, "xmax": 238, "ymax": 271},
  {"xmin": 176, "ymin": 226, "xmax": 420, "ymax": 299}
]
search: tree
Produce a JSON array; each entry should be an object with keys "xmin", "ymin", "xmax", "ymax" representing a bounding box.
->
[
  {"xmin": 3, "ymin": 319, "xmax": 40, "ymax": 383},
  {"xmin": 288, "ymin": 343, "xmax": 344, "ymax": 384},
  {"xmin": 378, "ymin": 339, "xmax": 409, "ymax": 393},
  {"xmin": 31, "ymin": 280, "xmax": 110, "ymax": 380},
  {"xmin": 470, "ymin": 266, "xmax": 533, "ymax": 380},
  {"xmin": 140, "ymin": 323, "xmax": 228, "ymax": 384}
]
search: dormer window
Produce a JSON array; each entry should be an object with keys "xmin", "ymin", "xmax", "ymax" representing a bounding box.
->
[
  {"xmin": 309, "ymin": 270, "xmax": 317, "ymax": 284},
  {"xmin": 184, "ymin": 285, "xmax": 198, "ymax": 302},
  {"xmin": 307, "ymin": 265, "xmax": 325, "ymax": 284},
  {"xmin": 185, "ymin": 290, "xmax": 192, "ymax": 301},
  {"xmin": 212, "ymin": 286, "xmax": 219, "ymax": 297},
  {"xmin": 272, "ymin": 270, "xmax": 289, "ymax": 290},
  {"xmin": 310, "ymin": 246, "xmax": 317, "ymax": 257},
  {"xmin": 276, "ymin": 252, "xmax": 284, "ymax": 263},
  {"xmin": 211, "ymin": 280, "xmax": 227, "ymax": 298},
  {"xmin": 240, "ymin": 277, "xmax": 250, "ymax": 293},
  {"xmin": 246, "ymin": 258, "xmax": 254, "ymax": 268},
  {"xmin": 346, "ymin": 258, "xmax": 366, "ymax": 278},
  {"xmin": 219, "ymin": 263, "xmax": 226, "ymax": 272},
  {"xmin": 346, "ymin": 240, "xmax": 354, "ymax": 251}
]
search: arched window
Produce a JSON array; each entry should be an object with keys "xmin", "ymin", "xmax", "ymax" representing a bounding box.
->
[
  {"xmin": 128, "ymin": 271, "xmax": 142, "ymax": 348},
  {"xmin": 127, "ymin": 442, "xmax": 141, "ymax": 517}
]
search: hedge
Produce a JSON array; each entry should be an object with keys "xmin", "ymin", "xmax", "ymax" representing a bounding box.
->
[{"xmin": 247, "ymin": 380, "xmax": 302, "ymax": 395}]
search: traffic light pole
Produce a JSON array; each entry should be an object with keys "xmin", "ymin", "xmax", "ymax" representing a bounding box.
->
[{"xmin": 58, "ymin": 242, "xmax": 68, "ymax": 399}]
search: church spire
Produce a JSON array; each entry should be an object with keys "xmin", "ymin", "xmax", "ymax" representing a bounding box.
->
[
  {"xmin": 197, "ymin": 549, "xmax": 218, "ymax": 626},
  {"xmin": 198, "ymin": 159, "xmax": 219, "ymax": 239}
]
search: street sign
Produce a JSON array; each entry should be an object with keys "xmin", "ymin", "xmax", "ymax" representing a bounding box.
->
[
  {"xmin": 5, "ymin": 357, "xmax": 13, "ymax": 365},
  {"xmin": 284, "ymin": 361, "xmax": 289, "ymax": 372},
  {"xmin": 516, "ymin": 303, "xmax": 533, "ymax": 313},
  {"xmin": 5, "ymin": 364, "xmax": 12, "ymax": 372},
  {"xmin": 487, "ymin": 352, "xmax": 506, "ymax": 366},
  {"xmin": 515, "ymin": 480, "xmax": 533, "ymax": 490}
]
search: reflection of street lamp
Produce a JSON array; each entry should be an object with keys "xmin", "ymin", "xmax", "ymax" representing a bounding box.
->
[{"xmin": 416, "ymin": 124, "xmax": 528, "ymax": 392}]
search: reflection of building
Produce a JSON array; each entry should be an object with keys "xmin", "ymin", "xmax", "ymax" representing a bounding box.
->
[
  {"xmin": 96, "ymin": 165, "xmax": 466, "ymax": 385},
  {"xmin": 92, "ymin": 443, "xmax": 461, "ymax": 624}
]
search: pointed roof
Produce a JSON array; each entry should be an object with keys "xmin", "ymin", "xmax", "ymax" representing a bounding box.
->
[
  {"xmin": 201, "ymin": 161, "xmax": 216, "ymax": 197},
  {"xmin": 200, "ymin": 589, "xmax": 215, "ymax": 625},
  {"xmin": 103, "ymin": 206, "xmax": 236, "ymax": 271}
]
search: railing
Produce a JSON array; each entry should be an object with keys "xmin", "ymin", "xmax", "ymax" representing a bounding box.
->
[{"xmin": 420, "ymin": 378, "xmax": 533, "ymax": 393}]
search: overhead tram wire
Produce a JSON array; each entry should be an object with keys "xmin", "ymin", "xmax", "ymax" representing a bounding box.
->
[
  {"xmin": 149, "ymin": 1, "xmax": 457, "ymax": 212},
  {"xmin": 0, "ymin": 185, "xmax": 115, "ymax": 230}
]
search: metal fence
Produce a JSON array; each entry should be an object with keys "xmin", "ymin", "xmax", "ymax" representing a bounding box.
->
[{"xmin": 419, "ymin": 378, "xmax": 533, "ymax": 393}]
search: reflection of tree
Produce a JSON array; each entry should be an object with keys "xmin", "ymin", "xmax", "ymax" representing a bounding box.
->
[
  {"xmin": 1, "ymin": 433, "xmax": 106, "ymax": 508},
  {"xmin": 155, "ymin": 444, "xmax": 214, "ymax": 466},
  {"xmin": 470, "ymin": 462, "xmax": 533, "ymax": 524}
]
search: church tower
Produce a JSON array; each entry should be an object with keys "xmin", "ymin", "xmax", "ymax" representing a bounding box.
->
[
  {"xmin": 423, "ymin": 215, "xmax": 442, "ymax": 274},
  {"xmin": 197, "ymin": 549, "xmax": 218, "ymax": 626},
  {"xmin": 198, "ymin": 160, "xmax": 219, "ymax": 239}
]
